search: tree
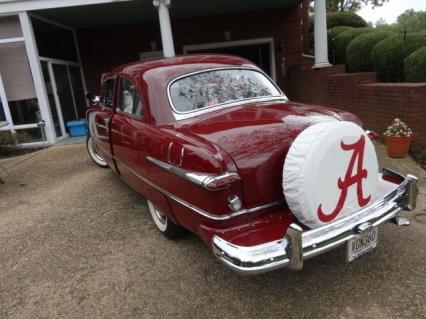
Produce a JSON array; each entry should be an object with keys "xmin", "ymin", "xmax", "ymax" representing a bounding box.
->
[
  {"xmin": 396, "ymin": 9, "xmax": 426, "ymax": 33},
  {"xmin": 309, "ymin": 0, "xmax": 388, "ymax": 13},
  {"xmin": 375, "ymin": 18, "xmax": 388, "ymax": 27},
  {"xmin": 327, "ymin": 0, "xmax": 360, "ymax": 12}
]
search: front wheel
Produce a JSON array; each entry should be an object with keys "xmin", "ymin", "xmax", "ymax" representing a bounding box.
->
[
  {"xmin": 86, "ymin": 136, "xmax": 109, "ymax": 168},
  {"xmin": 147, "ymin": 200, "xmax": 186, "ymax": 239}
]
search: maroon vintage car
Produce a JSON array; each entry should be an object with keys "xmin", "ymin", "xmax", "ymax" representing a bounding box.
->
[{"xmin": 86, "ymin": 55, "xmax": 418, "ymax": 274}]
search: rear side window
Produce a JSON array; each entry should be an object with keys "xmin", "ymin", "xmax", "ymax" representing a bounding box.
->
[
  {"xmin": 119, "ymin": 78, "xmax": 143, "ymax": 117},
  {"xmin": 100, "ymin": 79, "xmax": 115, "ymax": 108}
]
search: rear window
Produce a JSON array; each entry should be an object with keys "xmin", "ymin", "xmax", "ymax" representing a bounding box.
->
[{"xmin": 169, "ymin": 68, "xmax": 281, "ymax": 113}]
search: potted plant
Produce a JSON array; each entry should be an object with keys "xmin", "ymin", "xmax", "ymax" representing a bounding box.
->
[{"xmin": 383, "ymin": 118, "xmax": 414, "ymax": 158}]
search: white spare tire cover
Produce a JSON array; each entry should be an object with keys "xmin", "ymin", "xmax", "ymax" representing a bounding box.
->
[{"xmin": 283, "ymin": 121, "xmax": 378, "ymax": 229}]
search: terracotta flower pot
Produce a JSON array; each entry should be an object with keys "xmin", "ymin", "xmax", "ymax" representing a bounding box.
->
[{"xmin": 384, "ymin": 135, "xmax": 413, "ymax": 158}]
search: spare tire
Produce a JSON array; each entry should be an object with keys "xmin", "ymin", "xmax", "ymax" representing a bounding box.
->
[{"xmin": 283, "ymin": 121, "xmax": 378, "ymax": 229}]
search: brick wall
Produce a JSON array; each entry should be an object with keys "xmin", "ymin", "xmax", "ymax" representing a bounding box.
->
[
  {"xmin": 287, "ymin": 63, "xmax": 426, "ymax": 151},
  {"xmin": 77, "ymin": 6, "xmax": 304, "ymax": 93}
]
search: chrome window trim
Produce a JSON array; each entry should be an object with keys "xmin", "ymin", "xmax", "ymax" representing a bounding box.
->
[
  {"xmin": 146, "ymin": 155, "xmax": 240, "ymax": 191},
  {"xmin": 116, "ymin": 76, "xmax": 145, "ymax": 118},
  {"xmin": 166, "ymin": 66, "xmax": 288, "ymax": 121},
  {"xmin": 114, "ymin": 156, "xmax": 283, "ymax": 220}
]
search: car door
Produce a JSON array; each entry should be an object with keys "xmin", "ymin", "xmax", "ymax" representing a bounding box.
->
[
  {"xmin": 89, "ymin": 76, "xmax": 116, "ymax": 167},
  {"xmin": 110, "ymin": 76, "xmax": 150, "ymax": 186},
  {"xmin": 111, "ymin": 75, "xmax": 177, "ymax": 221}
]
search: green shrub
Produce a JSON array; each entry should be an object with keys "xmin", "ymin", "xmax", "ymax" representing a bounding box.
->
[
  {"xmin": 328, "ymin": 26, "xmax": 354, "ymax": 37},
  {"xmin": 334, "ymin": 27, "xmax": 374, "ymax": 64},
  {"xmin": 0, "ymin": 131, "xmax": 32, "ymax": 156},
  {"xmin": 347, "ymin": 31, "xmax": 395, "ymax": 72},
  {"xmin": 404, "ymin": 46, "xmax": 426, "ymax": 82},
  {"xmin": 327, "ymin": 12, "xmax": 368, "ymax": 29},
  {"xmin": 371, "ymin": 33, "xmax": 426, "ymax": 82},
  {"xmin": 328, "ymin": 26, "xmax": 354, "ymax": 63},
  {"xmin": 0, "ymin": 131, "xmax": 15, "ymax": 156}
]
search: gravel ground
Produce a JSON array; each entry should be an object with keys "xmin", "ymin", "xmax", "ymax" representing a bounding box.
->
[{"xmin": 0, "ymin": 142, "xmax": 425, "ymax": 319}]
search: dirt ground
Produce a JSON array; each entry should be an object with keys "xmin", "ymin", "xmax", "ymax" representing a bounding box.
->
[{"xmin": 0, "ymin": 143, "xmax": 425, "ymax": 319}]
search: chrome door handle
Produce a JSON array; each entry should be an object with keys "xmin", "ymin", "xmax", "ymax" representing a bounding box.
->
[{"xmin": 103, "ymin": 118, "xmax": 110, "ymax": 124}]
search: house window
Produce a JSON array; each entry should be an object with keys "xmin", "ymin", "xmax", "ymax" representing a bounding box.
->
[
  {"xmin": 31, "ymin": 17, "xmax": 78, "ymax": 62},
  {"xmin": 0, "ymin": 101, "xmax": 5, "ymax": 122},
  {"xmin": 8, "ymin": 99, "xmax": 40, "ymax": 125},
  {"xmin": 14, "ymin": 127, "xmax": 45, "ymax": 143},
  {"xmin": 119, "ymin": 79, "xmax": 143, "ymax": 116},
  {"xmin": 0, "ymin": 16, "xmax": 22, "ymax": 40},
  {"xmin": 0, "ymin": 41, "xmax": 40, "ymax": 126}
]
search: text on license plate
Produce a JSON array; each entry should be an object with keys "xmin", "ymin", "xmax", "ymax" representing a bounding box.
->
[{"xmin": 347, "ymin": 226, "xmax": 378, "ymax": 262}]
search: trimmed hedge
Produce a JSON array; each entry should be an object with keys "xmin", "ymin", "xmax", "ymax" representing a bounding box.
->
[
  {"xmin": 371, "ymin": 33, "xmax": 426, "ymax": 82},
  {"xmin": 347, "ymin": 31, "xmax": 394, "ymax": 72},
  {"xmin": 404, "ymin": 47, "xmax": 426, "ymax": 82},
  {"xmin": 334, "ymin": 27, "xmax": 374, "ymax": 64},
  {"xmin": 328, "ymin": 26, "xmax": 354, "ymax": 37},
  {"xmin": 327, "ymin": 12, "xmax": 368, "ymax": 29},
  {"xmin": 328, "ymin": 26, "xmax": 354, "ymax": 63}
]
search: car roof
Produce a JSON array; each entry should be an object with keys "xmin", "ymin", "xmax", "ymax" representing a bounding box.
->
[
  {"xmin": 105, "ymin": 54, "xmax": 255, "ymax": 79},
  {"xmin": 102, "ymin": 54, "xmax": 260, "ymax": 124}
]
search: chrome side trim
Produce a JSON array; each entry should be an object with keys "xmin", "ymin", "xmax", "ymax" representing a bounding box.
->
[
  {"xmin": 212, "ymin": 170, "xmax": 418, "ymax": 274},
  {"xmin": 166, "ymin": 66, "xmax": 288, "ymax": 121},
  {"xmin": 115, "ymin": 157, "xmax": 282, "ymax": 220},
  {"xmin": 147, "ymin": 156, "xmax": 240, "ymax": 191}
]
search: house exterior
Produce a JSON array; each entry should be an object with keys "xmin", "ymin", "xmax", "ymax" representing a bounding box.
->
[{"xmin": 0, "ymin": 0, "xmax": 330, "ymax": 145}]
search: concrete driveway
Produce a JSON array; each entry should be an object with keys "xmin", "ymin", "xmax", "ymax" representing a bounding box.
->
[{"xmin": 0, "ymin": 143, "xmax": 425, "ymax": 319}]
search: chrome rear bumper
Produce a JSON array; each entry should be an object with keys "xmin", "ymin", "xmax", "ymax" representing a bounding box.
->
[{"xmin": 212, "ymin": 169, "xmax": 418, "ymax": 274}]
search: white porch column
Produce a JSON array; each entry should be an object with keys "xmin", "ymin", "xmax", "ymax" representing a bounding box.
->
[
  {"xmin": 313, "ymin": 0, "xmax": 331, "ymax": 68},
  {"xmin": 19, "ymin": 12, "xmax": 56, "ymax": 144},
  {"xmin": 153, "ymin": 0, "xmax": 175, "ymax": 58}
]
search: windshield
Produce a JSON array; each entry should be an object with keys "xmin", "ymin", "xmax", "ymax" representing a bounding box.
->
[{"xmin": 169, "ymin": 68, "xmax": 282, "ymax": 113}]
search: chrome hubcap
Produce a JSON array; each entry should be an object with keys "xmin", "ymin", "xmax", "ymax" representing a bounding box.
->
[
  {"xmin": 154, "ymin": 208, "xmax": 167, "ymax": 225},
  {"xmin": 92, "ymin": 141, "xmax": 103, "ymax": 162},
  {"xmin": 148, "ymin": 200, "xmax": 168, "ymax": 232},
  {"xmin": 88, "ymin": 137, "xmax": 107, "ymax": 166}
]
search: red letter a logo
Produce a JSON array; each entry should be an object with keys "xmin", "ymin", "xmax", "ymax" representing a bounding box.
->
[{"xmin": 317, "ymin": 135, "xmax": 371, "ymax": 223}]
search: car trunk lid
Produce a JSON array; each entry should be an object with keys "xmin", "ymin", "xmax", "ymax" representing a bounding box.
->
[{"xmin": 179, "ymin": 100, "xmax": 346, "ymax": 208}]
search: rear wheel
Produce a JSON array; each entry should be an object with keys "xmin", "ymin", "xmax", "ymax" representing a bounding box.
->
[
  {"xmin": 147, "ymin": 200, "xmax": 186, "ymax": 239},
  {"xmin": 86, "ymin": 135, "xmax": 108, "ymax": 168}
]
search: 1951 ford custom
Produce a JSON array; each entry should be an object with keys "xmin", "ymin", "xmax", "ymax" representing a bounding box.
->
[{"xmin": 86, "ymin": 55, "xmax": 418, "ymax": 274}]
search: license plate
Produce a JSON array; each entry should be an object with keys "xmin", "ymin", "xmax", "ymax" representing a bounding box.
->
[{"xmin": 347, "ymin": 226, "xmax": 378, "ymax": 262}]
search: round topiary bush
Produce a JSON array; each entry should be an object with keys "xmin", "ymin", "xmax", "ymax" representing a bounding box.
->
[
  {"xmin": 334, "ymin": 27, "xmax": 374, "ymax": 64},
  {"xmin": 403, "ymin": 32, "xmax": 426, "ymax": 52},
  {"xmin": 328, "ymin": 26, "xmax": 354, "ymax": 37},
  {"xmin": 328, "ymin": 26, "xmax": 354, "ymax": 63},
  {"xmin": 347, "ymin": 31, "xmax": 395, "ymax": 72},
  {"xmin": 404, "ymin": 46, "xmax": 426, "ymax": 82},
  {"xmin": 327, "ymin": 12, "xmax": 368, "ymax": 29},
  {"xmin": 371, "ymin": 33, "xmax": 426, "ymax": 82}
]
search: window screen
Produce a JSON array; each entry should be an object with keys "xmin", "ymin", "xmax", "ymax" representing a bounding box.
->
[{"xmin": 0, "ymin": 42, "xmax": 37, "ymax": 101}]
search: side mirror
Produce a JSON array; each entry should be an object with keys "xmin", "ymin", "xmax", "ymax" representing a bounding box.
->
[{"xmin": 85, "ymin": 92, "xmax": 94, "ymax": 101}]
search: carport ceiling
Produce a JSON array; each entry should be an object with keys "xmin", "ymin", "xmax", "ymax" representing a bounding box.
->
[{"xmin": 35, "ymin": 0, "xmax": 302, "ymax": 28}]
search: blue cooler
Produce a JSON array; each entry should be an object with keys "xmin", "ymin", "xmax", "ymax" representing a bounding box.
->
[{"xmin": 66, "ymin": 120, "xmax": 87, "ymax": 137}]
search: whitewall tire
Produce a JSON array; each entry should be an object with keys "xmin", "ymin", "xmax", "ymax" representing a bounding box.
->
[
  {"xmin": 86, "ymin": 136, "xmax": 109, "ymax": 168},
  {"xmin": 147, "ymin": 200, "xmax": 186, "ymax": 239}
]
